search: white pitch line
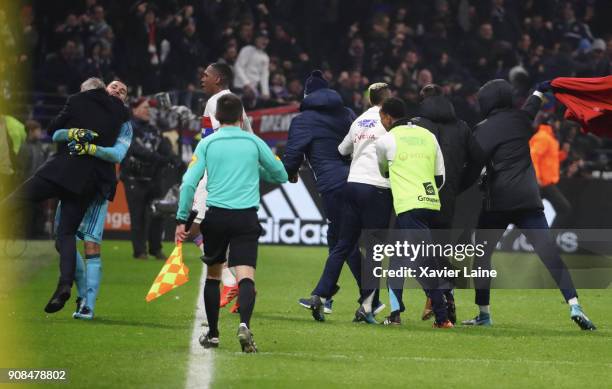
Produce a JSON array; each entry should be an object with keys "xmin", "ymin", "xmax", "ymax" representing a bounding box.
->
[{"xmin": 185, "ymin": 265, "xmax": 214, "ymax": 389}]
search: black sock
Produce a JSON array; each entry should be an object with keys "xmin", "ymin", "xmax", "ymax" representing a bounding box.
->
[
  {"xmin": 204, "ymin": 279, "xmax": 221, "ymax": 337},
  {"xmin": 238, "ymin": 278, "xmax": 256, "ymax": 328}
]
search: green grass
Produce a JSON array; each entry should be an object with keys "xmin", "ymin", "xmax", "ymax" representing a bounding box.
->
[
  {"xmin": 2, "ymin": 242, "xmax": 611, "ymax": 388},
  {"xmin": 2, "ymin": 240, "xmax": 203, "ymax": 389}
]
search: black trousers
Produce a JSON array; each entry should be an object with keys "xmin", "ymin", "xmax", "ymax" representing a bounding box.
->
[
  {"xmin": 473, "ymin": 209, "xmax": 578, "ymax": 306},
  {"xmin": 389, "ymin": 209, "xmax": 449, "ymax": 323},
  {"xmin": 1, "ymin": 175, "xmax": 94, "ymax": 285},
  {"xmin": 313, "ymin": 183, "xmax": 391, "ymax": 305},
  {"xmin": 314, "ymin": 185, "xmax": 362, "ymax": 297},
  {"xmin": 123, "ymin": 178, "xmax": 163, "ymax": 256}
]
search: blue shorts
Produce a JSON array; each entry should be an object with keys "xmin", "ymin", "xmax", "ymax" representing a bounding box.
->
[{"xmin": 55, "ymin": 197, "xmax": 109, "ymax": 244}]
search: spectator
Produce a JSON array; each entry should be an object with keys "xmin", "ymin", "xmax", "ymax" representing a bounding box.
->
[
  {"xmin": 85, "ymin": 40, "xmax": 114, "ymax": 81},
  {"xmin": 338, "ymin": 70, "xmax": 367, "ymax": 113},
  {"xmin": 576, "ymin": 39, "xmax": 610, "ymax": 77},
  {"xmin": 525, "ymin": 14, "xmax": 555, "ymax": 49},
  {"xmin": 0, "ymin": 115, "xmax": 26, "ymax": 197},
  {"xmin": 127, "ymin": 5, "xmax": 161, "ymax": 93},
  {"xmin": 165, "ymin": 17, "xmax": 206, "ymax": 89},
  {"xmin": 120, "ymin": 98, "xmax": 174, "ymax": 260},
  {"xmin": 270, "ymin": 73, "xmax": 290, "ymax": 104},
  {"xmin": 554, "ymin": 2, "xmax": 593, "ymax": 50},
  {"xmin": 17, "ymin": 120, "xmax": 51, "ymax": 180},
  {"xmin": 17, "ymin": 6, "xmax": 38, "ymax": 68},
  {"xmin": 286, "ymin": 78, "xmax": 303, "ymax": 102},
  {"xmin": 234, "ymin": 30, "xmax": 271, "ymax": 104},
  {"xmin": 87, "ymin": 4, "xmax": 112, "ymax": 44},
  {"xmin": 217, "ymin": 44, "xmax": 238, "ymax": 66},
  {"xmin": 237, "ymin": 20, "xmax": 255, "ymax": 47},
  {"xmin": 342, "ymin": 37, "xmax": 366, "ymax": 73},
  {"xmin": 416, "ymin": 68, "xmax": 433, "ymax": 89},
  {"xmin": 17, "ymin": 120, "xmax": 51, "ymax": 238},
  {"xmin": 268, "ymin": 24, "xmax": 300, "ymax": 64},
  {"xmin": 36, "ymin": 39, "xmax": 84, "ymax": 94},
  {"xmin": 490, "ymin": 0, "xmax": 521, "ymax": 45}
]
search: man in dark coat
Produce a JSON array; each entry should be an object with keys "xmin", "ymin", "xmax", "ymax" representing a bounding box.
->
[
  {"xmin": 282, "ymin": 70, "xmax": 362, "ymax": 320},
  {"xmin": 460, "ymin": 79, "xmax": 596, "ymax": 330},
  {"xmin": 412, "ymin": 84, "xmax": 474, "ymax": 229},
  {"xmin": 1, "ymin": 77, "xmax": 129, "ymax": 313},
  {"xmin": 410, "ymin": 84, "xmax": 475, "ymax": 323}
]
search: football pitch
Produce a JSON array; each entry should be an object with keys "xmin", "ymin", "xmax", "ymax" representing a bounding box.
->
[{"xmin": 1, "ymin": 240, "xmax": 611, "ymax": 388}]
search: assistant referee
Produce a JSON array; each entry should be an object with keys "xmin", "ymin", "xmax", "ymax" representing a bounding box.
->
[{"xmin": 175, "ymin": 93, "xmax": 288, "ymax": 353}]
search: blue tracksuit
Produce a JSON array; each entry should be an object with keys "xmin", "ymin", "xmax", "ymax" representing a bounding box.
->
[
  {"xmin": 282, "ymin": 88, "xmax": 355, "ymax": 194},
  {"xmin": 282, "ymin": 88, "xmax": 361, "ymax": 296}
]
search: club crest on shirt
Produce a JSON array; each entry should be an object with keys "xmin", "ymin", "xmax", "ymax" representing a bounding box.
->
[{"xmin": 357, "ymin": 119, "xmax": 376, "ymax": 128}]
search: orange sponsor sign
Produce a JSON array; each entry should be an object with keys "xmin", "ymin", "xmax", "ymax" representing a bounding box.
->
[{"xmin": 105, "ymin": 179, "xmax": 131, "ymax": 231}]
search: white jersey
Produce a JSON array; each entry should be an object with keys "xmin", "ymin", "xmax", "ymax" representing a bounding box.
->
[
  {"xmin": 338, "ymin": 106, "xmax": 390, "ymax": 188},
  {"xmin": 201, "ymin": 89, "xmax": 252, "ymax": 135}
]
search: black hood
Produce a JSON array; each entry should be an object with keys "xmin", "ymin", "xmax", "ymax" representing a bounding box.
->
[
  {"xmin": 477, "ymin": 79, "xmax": 514, "ymax": 117},
  {"xmin": 419, "ymin": 95, "xmax": 456, "ymax": 123}
]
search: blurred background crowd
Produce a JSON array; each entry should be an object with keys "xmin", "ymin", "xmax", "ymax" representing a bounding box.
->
[{"xmin": 1, "ymin": 0, "xmax": 611, "ymax": 241}]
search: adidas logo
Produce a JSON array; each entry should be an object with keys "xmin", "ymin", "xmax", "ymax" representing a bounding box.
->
[{"xmin": 258, "ymin": 179, "xmax": 328, "ymax": 245}]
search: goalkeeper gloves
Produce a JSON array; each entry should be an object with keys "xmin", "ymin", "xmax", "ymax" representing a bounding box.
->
[
  {"xmin": 68, "ymin": 140, "xmax": 97, "ymax": 156},
  {"xmin": 68, "ymin": 128, "xmax": 98, "ymax": 143}
]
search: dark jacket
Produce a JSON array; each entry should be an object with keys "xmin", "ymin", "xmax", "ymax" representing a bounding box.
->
[
  {"xmin": 282, "ymin": 88, "xmax": 356, "ymax": 194},
  {"xmin": 463, "ymin": 79, "xmax": 544, "ymax": 212},
  {"xmin": 38, "ymin": 88, "xmax": 129, "ymax": 200},
  {"xmin": 411, "ymin": 95, "xmax": 473, "ymax": 226},
  {"xmin": 120, "ymin": 119, "xmax": 173, "ymax": 181}
]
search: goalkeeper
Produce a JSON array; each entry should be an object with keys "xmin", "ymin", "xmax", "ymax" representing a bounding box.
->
[
  {"xmin": 0, "ymin": 77, "xmax": 129, "ymax": 313},
  {"xmin": 52, "ymin": 80, "xmax": 132, "ymax": 320}
]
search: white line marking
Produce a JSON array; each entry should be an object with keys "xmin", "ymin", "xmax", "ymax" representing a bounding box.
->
[{"xmin": 185, "ymin": 265, "xmax": 213, "ymax": 389}]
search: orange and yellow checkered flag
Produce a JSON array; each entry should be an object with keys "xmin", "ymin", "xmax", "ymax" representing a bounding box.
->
[{"xmin": 146, "ymin": 242, "xmax": 190, "ymax": 302}]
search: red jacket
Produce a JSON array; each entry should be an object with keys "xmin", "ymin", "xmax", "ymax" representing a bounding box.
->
[{"xmin": 551, "ymin": 76, "xmax": 612, "ymax": 137}]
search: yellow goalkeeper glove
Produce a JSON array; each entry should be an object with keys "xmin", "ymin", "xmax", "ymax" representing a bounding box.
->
[
  {"xmin": 68, "ymin": 140, "xmax": 97, "ymax": 156},
  {"xmin": 68, "ymin": 128, "xmax": 98, "ymax": 143}
]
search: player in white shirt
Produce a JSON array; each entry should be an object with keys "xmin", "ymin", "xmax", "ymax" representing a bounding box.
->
[
  {"xmin": 300, "ymin": 83, "xmax": 392, "ymax": 323},
  {"xmin": 192, "ymin": 63, "xmax": 252, "ymax": 312}
]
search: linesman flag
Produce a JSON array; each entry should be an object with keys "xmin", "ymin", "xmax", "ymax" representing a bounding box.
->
[{"xmin": 146, "ymin": 242, "xmax": 190, "ymax": 302}]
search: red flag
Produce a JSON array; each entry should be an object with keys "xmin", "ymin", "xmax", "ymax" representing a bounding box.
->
[{"xmin": 551, "ymin": 76, "xmax": 612, "ymax": 137}]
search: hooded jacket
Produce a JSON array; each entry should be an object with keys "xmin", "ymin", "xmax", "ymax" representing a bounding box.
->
[
  {"xmin": 463, "ymin": 79, "xmax": 544, "ymax": 211},
  {"xmin": 282, "ymin": 88, "xmax": 356, "ymax": 194},
  {"xmin": 411, "ymin": 95, "xmax": 474, "ymax": 226},
  {"xmin": 38, "ymin": 88, "xmax": 129, "ymax": 200}
]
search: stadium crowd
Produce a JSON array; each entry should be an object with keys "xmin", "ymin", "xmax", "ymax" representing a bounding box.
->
[{"xmin": 1, "ymin": 0, "xmax": 611, "ymax": 240}]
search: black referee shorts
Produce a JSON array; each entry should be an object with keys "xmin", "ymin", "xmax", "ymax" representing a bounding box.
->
[{"xmin": 200, "ymin": 206, "xmax": 262, "ymax": 268}]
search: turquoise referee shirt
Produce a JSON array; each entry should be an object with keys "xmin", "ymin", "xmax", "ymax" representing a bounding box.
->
[{"xmin": 177, "ymin": 126, "xmax": 288, "ymax": 221}]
